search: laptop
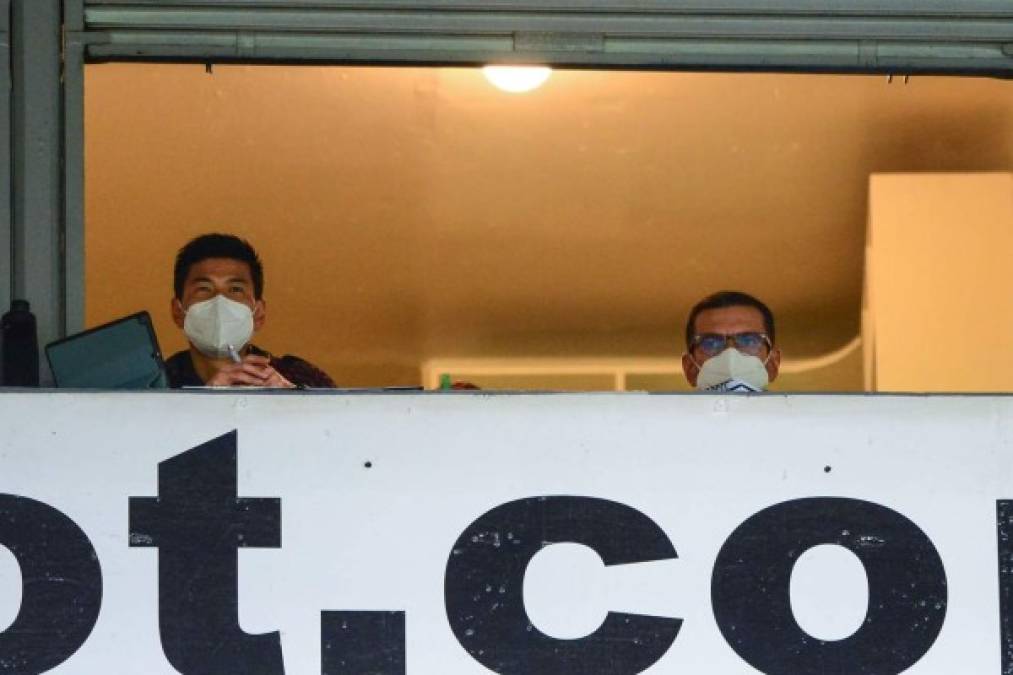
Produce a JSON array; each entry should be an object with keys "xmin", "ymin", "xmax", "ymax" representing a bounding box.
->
[{"xmin": 46, "ymin": 311, "xmax": 168, "ymax": 389}]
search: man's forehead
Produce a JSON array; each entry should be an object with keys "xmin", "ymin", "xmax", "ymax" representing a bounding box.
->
[
  {"xmin": 694, "ymin": 305, "xmax": 766, "ymax": 333},
  {"xmin": 184, "ymin": 257, "xmax": 253, "ymax": 283}
]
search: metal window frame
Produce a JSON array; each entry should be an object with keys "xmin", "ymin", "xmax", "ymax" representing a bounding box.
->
[
  {"xmin": 78, "ymin": 1, "xmax": 1013, "ymax": 75},
  {"xmin": 10, "ymin": 0, "xmax": 66, "ymax": 385},
  {"xmin": 66, "ymin": 1, "xmax": 86, "ymax": 335},
  {"xmin": 4, "ymin": 0, "xmax": 1009, "ymax": 381},
  {"xmin": 0, "ymin": 0, "xmax": 10, "ymax": 320}
]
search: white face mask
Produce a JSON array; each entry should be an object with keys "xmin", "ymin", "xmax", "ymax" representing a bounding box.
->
[
  {"xmin": 694, "ymin": 348, "xmax": 770, "ymax": 393},
  {"xmin": 181, "ymin": 295, "xmax": 255, "ymax": 359}
]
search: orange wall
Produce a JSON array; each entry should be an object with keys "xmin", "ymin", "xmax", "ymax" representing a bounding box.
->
[{"xmin": 84, "ymin": 65, "xmax": 1013, "ymax": 388}]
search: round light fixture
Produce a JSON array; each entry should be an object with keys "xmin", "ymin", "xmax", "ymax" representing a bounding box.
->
[{"xmin": 482, "ymin": 66, "xmax": 552, "ymax": 94}]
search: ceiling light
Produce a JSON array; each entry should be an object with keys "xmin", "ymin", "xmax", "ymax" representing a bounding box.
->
[{"xmin": 483, "ymin": 66, "xmax": 552, "ymax": 94}]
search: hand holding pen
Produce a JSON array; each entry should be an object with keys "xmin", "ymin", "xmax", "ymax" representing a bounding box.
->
[{"xmin": 205, "ymin": 344, "xmax": 295, "ymax": 388}]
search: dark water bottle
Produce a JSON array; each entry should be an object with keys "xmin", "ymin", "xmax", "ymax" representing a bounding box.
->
[{"xmin": 1, "ymin": 299, "xmax": 40, "ymax": 387}]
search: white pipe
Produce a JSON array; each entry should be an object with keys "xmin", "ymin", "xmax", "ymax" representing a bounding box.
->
[{"xmin": 779, "ymin": 335, "xmax": 862, "ymax": 375}]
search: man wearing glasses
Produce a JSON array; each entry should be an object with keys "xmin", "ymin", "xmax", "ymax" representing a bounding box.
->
[{"xmin": 681, "ymin": 291, "xmax": 781, "ymax": 392}]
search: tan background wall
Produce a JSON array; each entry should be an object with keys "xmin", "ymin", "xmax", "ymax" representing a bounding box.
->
[
  {"xmin": 867, "ymin": 173, "xmax": 1013, "ymax": 392},
  {"xmin": 84, "ymin": 65, "xmax": 1013, "ymax": 388}
]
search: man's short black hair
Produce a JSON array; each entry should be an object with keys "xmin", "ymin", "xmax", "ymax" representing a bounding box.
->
[
  {"xmin": 173, "ymin": 233, "xmax": 264, "ymax": 299},
  {"xmin": 684, "ymin": 290, "xmax": 775, "ymax": 349}
]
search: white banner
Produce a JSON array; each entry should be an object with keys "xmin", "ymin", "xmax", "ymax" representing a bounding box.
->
[{"xmin": 1, "ymin": 392, "xmax": 1012, "ymax": 674}]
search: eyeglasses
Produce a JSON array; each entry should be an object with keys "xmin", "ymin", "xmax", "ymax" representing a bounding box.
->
[{"xmin": 690, "ymin": 332, "xmax": 771, "ymax": 358}]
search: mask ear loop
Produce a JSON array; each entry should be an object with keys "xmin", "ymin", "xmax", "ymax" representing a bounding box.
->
[
  {"xmin": 686, "ymin": 344, "xmax": 729, "ymax": 373},
  {"xmin": 685, "ymin": 334, "xmax": 717, "ymax": 373},
  {"xmin": 686, "ymin": 350, "xmax": 705, "ymax": 372}
]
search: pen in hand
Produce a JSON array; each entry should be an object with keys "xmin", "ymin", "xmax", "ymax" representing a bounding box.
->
[{"xmin": 227, "ymin": 344, "xmax": 241, "ymax": 364}]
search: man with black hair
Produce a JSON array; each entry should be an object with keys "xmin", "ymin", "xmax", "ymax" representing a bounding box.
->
[
  {"xmin": 681, "ymin": 290, "xmax": 781, "ymax": 392},
  {"xmin": 165, "ymin": 233, "xmax": 334, "ymax": 388}
]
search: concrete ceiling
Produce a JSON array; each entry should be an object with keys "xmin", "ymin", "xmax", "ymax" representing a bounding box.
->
[{"xmin": 84, "ymin": 65, "xmax": 1013, "ymax": 385}]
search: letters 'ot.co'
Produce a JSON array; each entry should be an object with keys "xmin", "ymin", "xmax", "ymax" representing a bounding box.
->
[{"xmin": 0, "ymin": 431, "xmax": 1004, "ymax": 674}]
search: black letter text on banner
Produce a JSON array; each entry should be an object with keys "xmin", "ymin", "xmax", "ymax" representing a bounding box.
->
[
  {"xmin": 321, "ymin": 610, "xmax": 405, "ymax": 675},
  {"xmin": 445, "ymin": 496, "xmax": 681, "ymax": 675},
  {"xmin": 997, "ymin": 500, "xmax": 1013, "ymax": 675},
  {"xmin": 712, "ymin": 497, "xmax": 947, "ymax": 675},
  {"xmin": 129, "ymin": 431, "xmax": 284, "ymax": 675},
  {"xmin": 0, "ymin": 494, "xmax": 102, "ymax": 675}
]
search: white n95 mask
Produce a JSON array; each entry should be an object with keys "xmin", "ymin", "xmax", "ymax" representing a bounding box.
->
[
  {"xmin": 182, "ymin": 295, "xmax": 254, "ymax": 359},
  {"xmin": 696, "ymin": 348, "xmax": 770, "ymax": 393}
]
